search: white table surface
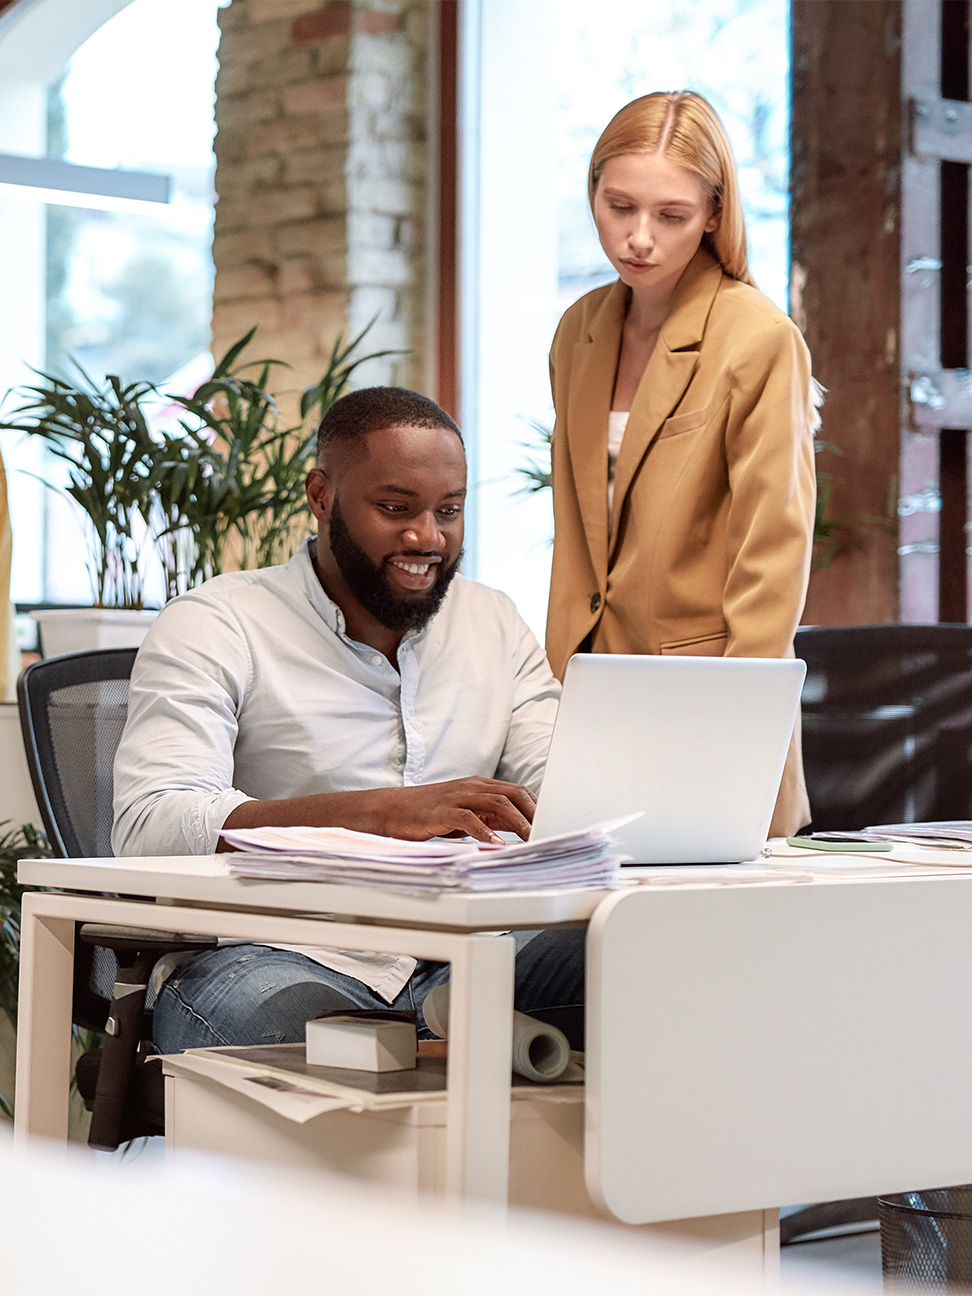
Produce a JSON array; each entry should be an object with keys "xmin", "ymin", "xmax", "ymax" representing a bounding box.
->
[
  {"xmin": 588, "ymin": 863, "xmax": 972, "ymax": 1224},
  {"xmin": 14, "ymin": 852, "xmax": 612, "ymax": 1207},
  {"xmin": 18, "ymin": 847, "xmax": 972, "ymax": 1232},
  {"xmin": 17, "ymin": 852, "xmax": 612, "ymax": 929}
]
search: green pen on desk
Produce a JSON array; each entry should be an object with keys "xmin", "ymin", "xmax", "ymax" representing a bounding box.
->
[{"xmin": 785, "ymin": 835, "xmax": 894, "ymax": 853}]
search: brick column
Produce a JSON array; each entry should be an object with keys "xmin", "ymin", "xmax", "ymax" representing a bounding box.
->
[{"xmin": 212, "ymin": 0, "xmax": 430, "ymax": 415}]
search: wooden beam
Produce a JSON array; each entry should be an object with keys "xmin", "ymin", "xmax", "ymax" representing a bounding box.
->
[{"xmin": 792, "ymin": 0, "xmax": 903, "ymax": 625}]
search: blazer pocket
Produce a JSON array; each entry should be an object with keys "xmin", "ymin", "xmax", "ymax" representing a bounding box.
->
[
  {"xmin": 660, "ymin": 631, "xmax": 728, "ymax": 657},
  {"xmin": 657, "ymin": 406, "xmax": 710, "ymax": 440}
]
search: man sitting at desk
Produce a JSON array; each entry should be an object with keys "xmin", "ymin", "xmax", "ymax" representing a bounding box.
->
[{"xmin": 112, "ymin": 386, "xmax": 583, "ymax": 1052}]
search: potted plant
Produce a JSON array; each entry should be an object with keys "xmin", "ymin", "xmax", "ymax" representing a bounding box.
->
[
  {"xmin": 0, "ymin": 367, "xmax": 165, "ymax": 654},
  {"xmin": 0, "ymin": 322, "xmax": 395, "ymax": 654},
  {"xmin": 156, "ymin": 323, "xmax": 392, "ymax": 590}
]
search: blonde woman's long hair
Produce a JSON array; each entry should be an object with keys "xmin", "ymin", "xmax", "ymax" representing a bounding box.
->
[{"xmin": 588, "ymin": 91, "xmax": 754, "ymax": 287}]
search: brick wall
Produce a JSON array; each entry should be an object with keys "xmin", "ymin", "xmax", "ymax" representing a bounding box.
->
[{"xmin": 212, "ymin": 0, "xmax": 430, "ymax": 415}]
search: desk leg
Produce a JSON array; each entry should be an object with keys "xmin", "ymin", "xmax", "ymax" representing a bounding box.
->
[
  {"xmin": 648, "ymin": 1202, "xmax": 782, "ymax": 1285},
  {"xmin": 645, "ymin": 1208, "xmax": 780, "ymax": 1288},
  {"xmin": 14, "ymin": 895, "xmax": 75, "ymax": 1144},
  {"xmin": 762, "ymin": 1208, "xmax": 781, "ymax": 1287},
  {"xmin": 444, "ymin": 932, "xmax": 515, "ymax": 1204}
]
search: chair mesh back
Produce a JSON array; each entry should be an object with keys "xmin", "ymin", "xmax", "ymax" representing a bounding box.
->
[
  {"xmin": 18, "ymin": 648, "xmax": 138, "ymax": 859},
  {"xmin": 18, "ymin": 648, "xmax": 141, "ymax": 1028},
  {"xmin": 795, "ymin": 624, "xmax": 972, "ymax": 831},
  {"xmin": 46, "ymin": 676, "xmax": 131, "ymax": 858}
]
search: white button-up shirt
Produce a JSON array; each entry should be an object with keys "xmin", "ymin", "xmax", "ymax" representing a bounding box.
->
[{"xmin": 112, "ymin": 542, "xmax": 561, "ymax": 999}]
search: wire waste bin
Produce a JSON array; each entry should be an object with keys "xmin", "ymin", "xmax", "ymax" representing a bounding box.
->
[{"xmin": 880, "ymin": 1188, "xmax": 972, "ymax": 1291}]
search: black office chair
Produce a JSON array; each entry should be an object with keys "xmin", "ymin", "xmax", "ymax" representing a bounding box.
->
[
  {"xmin": 796, "ymin": 623, "xmax": 972, "ymax": 831},
  {"xmin": 17, "ymin": 647, "xmax": 216, "ymax": 1150},
  {"xmin": 781, "ymin": 624, "xmax": 972, "ymax": 1245}
]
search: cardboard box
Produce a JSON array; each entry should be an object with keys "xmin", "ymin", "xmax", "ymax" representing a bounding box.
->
[{"xmin": 306, "ymin": 1015, "xmax": 417, "ymax": 1072}]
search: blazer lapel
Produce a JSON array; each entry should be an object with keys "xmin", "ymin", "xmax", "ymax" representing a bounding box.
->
[
  {"xmin": 609, "ymin": 250, "xmax": 723, "ymax": 554},
  {"xmin": 564, "ymin": 280, "xmax": 627, "ymax": 583}
]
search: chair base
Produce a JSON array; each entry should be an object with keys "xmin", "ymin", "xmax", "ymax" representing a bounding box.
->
[
  {"xmin": 780, "ymin": 1198, "xmax": 880, "ymax": 1245},
  {"xmin": 76, "ymin": 1047, "xmax": 165, "ymax": 1143}
]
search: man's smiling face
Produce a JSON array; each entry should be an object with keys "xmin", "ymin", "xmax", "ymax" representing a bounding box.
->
[{"xmin": 307, "ymin": 422, "xmax": 466, "ymax": 639}]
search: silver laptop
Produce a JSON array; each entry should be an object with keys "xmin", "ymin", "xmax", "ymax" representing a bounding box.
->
[{"xmin": 531, "ymin": 654, "xmax": 806, "ymax": 864}]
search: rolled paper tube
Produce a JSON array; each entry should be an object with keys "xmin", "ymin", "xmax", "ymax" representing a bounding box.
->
[
  {"xmin": 421, "ymin": 983, "xmax": 572, "ymax": 1083},
  {"xmin": 421, "ymin": 982, "xmax": 450, "ymax": 1040},
  {"xmin": 510, "ymin": 1010, "xmax": 571, "ymax": 1082}
]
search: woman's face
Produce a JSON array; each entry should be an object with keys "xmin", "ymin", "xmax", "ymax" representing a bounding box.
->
[{"xmin": 593, "ymin": 152, "xmax": 720, "ymax": 299}]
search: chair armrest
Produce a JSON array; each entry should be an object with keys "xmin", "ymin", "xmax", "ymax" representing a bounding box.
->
[{"xmin": 79, "ymin": 924, "xmax": 219, "ymax": 955}]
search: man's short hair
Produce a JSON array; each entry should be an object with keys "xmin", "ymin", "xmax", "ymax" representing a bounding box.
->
[{"xmin": 317, "ymin": 387, "xmax": 463, "ymax": 464}]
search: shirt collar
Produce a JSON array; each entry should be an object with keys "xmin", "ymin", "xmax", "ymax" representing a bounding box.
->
[
  {"xmin": 288, "ymin": 538, "xmax": 345, "ymax": 635},
  {"xmin": 287, "ymin": 537, "xmax": 441, "ymax": 651}
]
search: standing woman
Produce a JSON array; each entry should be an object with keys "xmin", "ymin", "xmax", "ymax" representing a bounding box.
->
[{"xmin": 545, "ymin": 91, "xmax": 819, "ymax": 836}]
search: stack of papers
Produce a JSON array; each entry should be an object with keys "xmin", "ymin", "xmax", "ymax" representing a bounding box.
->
[
  {"xmin": 860, "ymin": 821, "xmax": 972, "ymax": 850},
  {"xmin": 221, "ymin": 820, "xmax": 631, "ymax": 892}
]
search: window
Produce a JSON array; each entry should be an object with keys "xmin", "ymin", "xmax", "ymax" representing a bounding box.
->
[
  {"xmin": 0, "ymin": 0, "xmax": 220, "ymax": 609},
  {"xmin": 461, "ymin": 0, "xmax": 790, "ymax": 639}
]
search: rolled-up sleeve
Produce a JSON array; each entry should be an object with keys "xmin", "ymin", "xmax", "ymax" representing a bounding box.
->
[{"xmin": 112, "ymin": 593, "xmax": 255, "ymax": 856}]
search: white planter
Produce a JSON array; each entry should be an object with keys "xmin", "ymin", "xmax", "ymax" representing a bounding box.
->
[
  {"xmin": 0, "ymin": 702, "xmax": 41, "ymax": 827},
  {"xmin": 31, "ymin": 608, "xmax": 158, "ymax": 658}
]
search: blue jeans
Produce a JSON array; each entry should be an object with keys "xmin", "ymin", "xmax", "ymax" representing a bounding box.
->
[{"xmin": 153, "ymin": 927, "xmax": 586, "ymax": 1053}]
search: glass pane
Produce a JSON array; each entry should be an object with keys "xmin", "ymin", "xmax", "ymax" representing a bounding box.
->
[
  {"xmin": 466, "ymin": 0, "xmax": 790, "ymax": 640},
  {"xmin": 47, "ymin": 0, "xmax": 220, "ymax": 387},
  {"xmin": 0, "ymin": 0, "xmax": 221, "ymax": 607}
]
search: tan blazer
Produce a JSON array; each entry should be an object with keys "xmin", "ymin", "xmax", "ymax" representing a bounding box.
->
[{"xmin": 545, "ymin": 249, "xmax": 817, "ymax": 837}]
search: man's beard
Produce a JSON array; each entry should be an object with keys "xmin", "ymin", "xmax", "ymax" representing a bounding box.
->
[{"xmin": 327, "ymin": 497, "xmax": 462, "ymax": 635}]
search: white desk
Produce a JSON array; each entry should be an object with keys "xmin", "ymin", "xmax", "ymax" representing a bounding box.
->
[
  {"xmin": 16, "ymin": 852, "xmax": 972, "ymax": 1244},
  {"xmin": 587, "ymin": 866, "xmax": 972, "ymax": 1224},
  {"xmin": 0, "ymin": 1137, "xmax": 780, "ymax": 1296},
  {"xmin": 14, "ymin": 853, "xmax": 606, "ymax": 1203}
]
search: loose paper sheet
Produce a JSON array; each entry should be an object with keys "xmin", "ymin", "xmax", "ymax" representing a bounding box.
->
[{"xmin": 162, "ymin": 1044, "xmax": 583, "ymax": 1125}]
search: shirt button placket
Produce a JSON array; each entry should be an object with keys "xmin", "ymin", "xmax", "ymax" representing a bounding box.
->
[{"xmin": 398, "ymin": 642, "xmax": 426, "ymax": 786}]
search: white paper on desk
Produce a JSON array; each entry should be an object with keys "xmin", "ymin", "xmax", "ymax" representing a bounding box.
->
[
  {"xmin": 220, "ymin": 824, "xmax": 483, "ymax": 859},
  {"xmin": 221, "ymin": 817, "xmax": 634, "ymax": 892},
  {"xmin": 766, "ymin": 837, "xmax": 972, "ymax": 874},
  {"xmin": 863, "ymin": 821, "xmax": 972, "ymax": 849},
  {"xmin": 624, "ymin": 862, "xmax": 814, "ymax": 886}
]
